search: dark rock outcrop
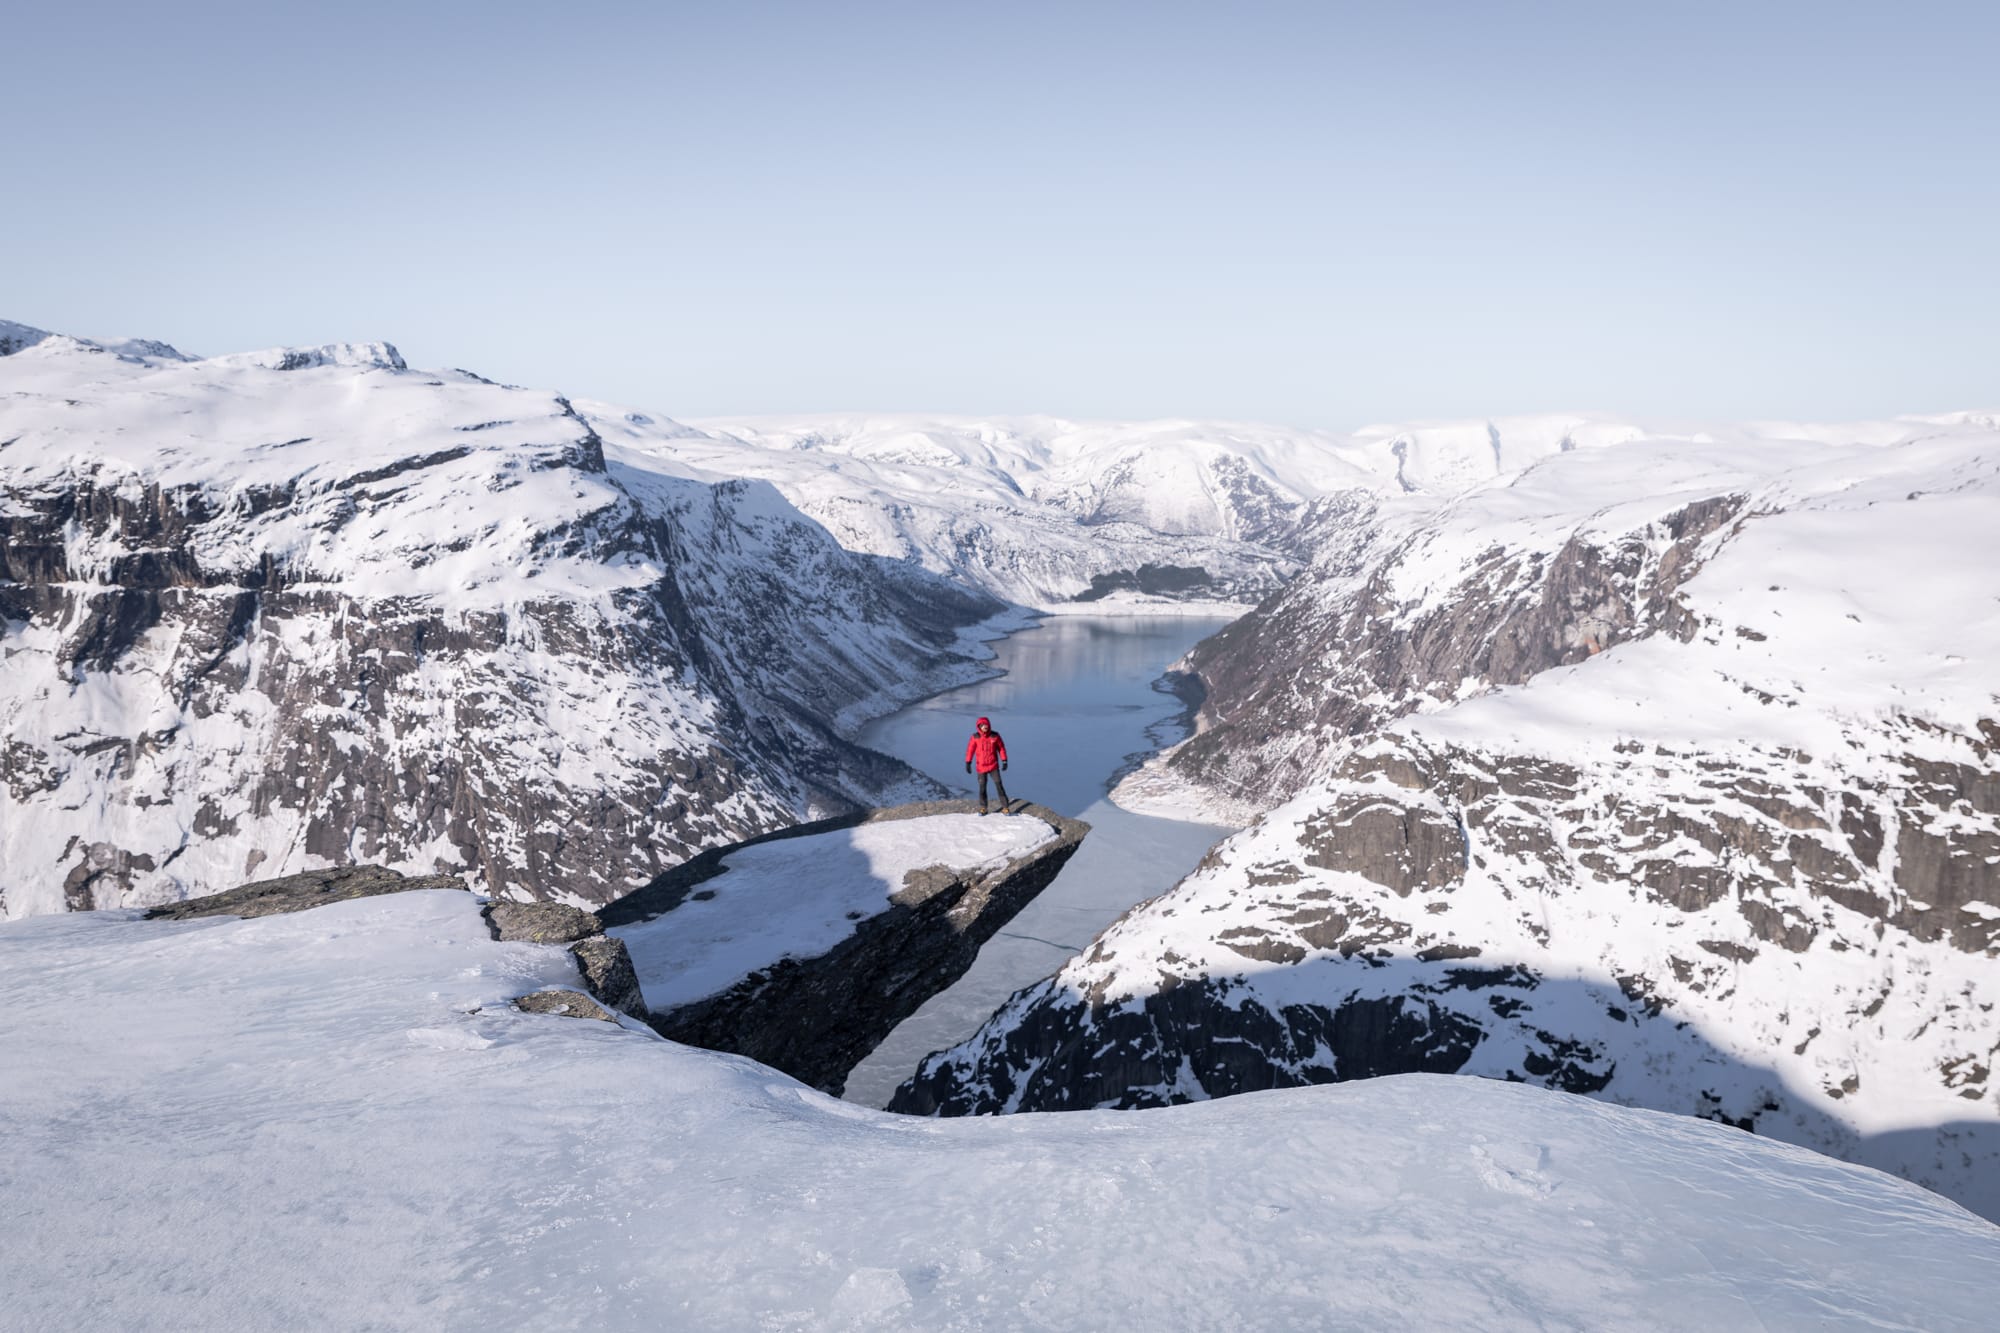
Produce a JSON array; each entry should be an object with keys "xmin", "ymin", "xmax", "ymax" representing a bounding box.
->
[
  {"xmin": 600, "ymin": 800, "xmax": 1088, "ymax": 1096},
  {"xmin": 481, "ymin": 898, "xmax": 644, "ymax": 1017},
  {"xmin": 485, "ymin": 901, "xmax": 603, "ymax": 945},
  {"xmin": 1072, "ymin": 563, "xmax": 1214, "ymax": 602},
  {"xmin": 568, "ymin": 935, "xmax": 644, "ymax": 1018},
  {"xmin": 891, "ymin": 976, "xmax": 1493, "ymax": 1115},
  {"xmin": 1159, "ymin": 491, "xmax": 1746, "ymax": 808},
  {"xmin": 514, "ymin": 989, "xmax": 619, "ymax": 1023},
  {"xmin": 144, "ymin": 865, "xmax": 467, "ymax": 920}
]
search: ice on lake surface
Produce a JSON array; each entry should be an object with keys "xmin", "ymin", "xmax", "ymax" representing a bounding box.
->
[{"xmin": 845, "ymin": 615, "xmax": 1237, "ymax": 1107}]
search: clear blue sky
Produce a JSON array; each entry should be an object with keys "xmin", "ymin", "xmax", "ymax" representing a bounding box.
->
[{"xmin": 4, "ymin": 1, "xmax": 1994, "ymax": 425}]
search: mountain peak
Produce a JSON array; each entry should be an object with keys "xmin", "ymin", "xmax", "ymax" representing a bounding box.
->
[
  {"xmin": 0, "ymin": 319, "xmax": 53, "ymax": 356},
  {"xmin": 0, "ymin": 319, "xmax": 195, "ymax": 364},
  {"xmin": 205, "ymin": 341, "xmax": 407, "ymax": 373}
]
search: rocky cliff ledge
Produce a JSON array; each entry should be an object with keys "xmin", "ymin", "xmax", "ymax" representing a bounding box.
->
[{"xmin": 599, "ymin": 800, "xmax": 1088, "ymax": 1096}]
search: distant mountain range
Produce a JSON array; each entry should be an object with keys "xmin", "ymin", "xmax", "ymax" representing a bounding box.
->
[{"xmin": 583, "ymin": 407, "xmax": 1705, "ymax": 607}]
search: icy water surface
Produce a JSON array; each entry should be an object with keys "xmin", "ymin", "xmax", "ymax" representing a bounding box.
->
[{"xmin": 843, "ymin": 614, "xmax": 1238, "ymax": 1108}]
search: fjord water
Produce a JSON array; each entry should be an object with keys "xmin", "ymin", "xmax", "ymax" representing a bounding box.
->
[{"xmin": 843, "ymin": 614, "xmax": 1238, "ymax": 1108}]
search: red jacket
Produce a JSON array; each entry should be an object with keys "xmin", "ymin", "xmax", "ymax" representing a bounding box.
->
[{"xmin": 965, "ymin": 723, "xmax": 1008, "ymax": 773}]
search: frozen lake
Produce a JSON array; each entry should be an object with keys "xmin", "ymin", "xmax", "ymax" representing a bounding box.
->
[{"xmin": 843, "ymin": 614, "xmax": 1239, "ymax": 1108}]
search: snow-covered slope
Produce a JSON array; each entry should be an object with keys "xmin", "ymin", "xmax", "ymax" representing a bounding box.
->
[
  {"xmin": 898, "ymin": 419, "xmax": 2000, "ymax": 1221},
  {"xmin": 4, "ymin": 891, "xmax": 1996, "ymax": 1330},
  {"xmin": 0, "ymin": 324, "xmax": 1008, "ymax": 917}
]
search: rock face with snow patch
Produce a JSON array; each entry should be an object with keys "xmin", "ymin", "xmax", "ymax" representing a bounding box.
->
[
  {"xmin": 0, "ymin": 325, "xmax": 1005, "ymax": 917},
  {"xmin": 144, "ymin": 864, "xmax": 469, "ymax": 920},
  {"xmin": 906, "ymin": 420, "xmax": 2000, "ymax": 1222},
  {"xmin": 602, "ymin": 799, "xmax": 1087, "ymax": 1095}
]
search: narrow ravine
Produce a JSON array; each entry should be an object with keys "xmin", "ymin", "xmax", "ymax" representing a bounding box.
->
[{"xmin": 841, "ymin": 614, "xmax": 1239, "ymax": 1108}]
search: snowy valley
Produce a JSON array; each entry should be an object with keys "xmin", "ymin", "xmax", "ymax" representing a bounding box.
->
[
  {"xmin": 902, "ymin": 417, "xmax": 2000, "ymax": 1223},
  {"xmin": 5, "ymin": 316, "xmax": 1999, "ymax": 1327}
]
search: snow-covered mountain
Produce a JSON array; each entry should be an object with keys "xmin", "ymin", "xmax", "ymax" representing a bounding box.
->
[
  {"xmin": 895, "ymin": 417, "xmax": 2000, "ymax": 1221},
  {"xmin": 0, "ymin": 322, "xmax": 1009, "ymax": 917},
  {"xmin": 580, "ymin": 409, "xmax": 1675, "ymax": 608},
  {"xmin": 5, "ymin": 888, "xmax": 1997, "ymax": 1329}
]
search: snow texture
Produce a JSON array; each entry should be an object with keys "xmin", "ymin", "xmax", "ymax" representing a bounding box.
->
[
  {"xmin": 3, "ymin": 891, "xmax": 1996, "ymax": 1331},
  {"xmin": 614, "ymin": 812, "xmax": 1054, "ymax": 1010}
]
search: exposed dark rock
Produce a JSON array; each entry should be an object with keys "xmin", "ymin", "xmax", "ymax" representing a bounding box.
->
[
  {"xmin": 514, "ymin": 989, "xmax": 618, "ymax": 1023},
  {"xmin": 144, "ymin": 865, "xmax": 467, "ymax": 920},
  {"xmin": 603, "ymin": 800, "xmax": 1088, "ymax": 1097},
  {"xmin": 1891, "ymin": 814, "xmax": 2000, "ymax": 953},
  {"xmin": 569, "ymin": 935, "xmax": 644, "ymax": 1018},
  {"xmin": 1299, "ymin": 796, "xmax": 1465, "ymax": 896},
  {"xmin": 1161, "ymin": 492, "xmax": 1745, "ymax": 808},
  {"xmin": 890, "ymin": 975, "xmax": 1493, "ymax": 1115},
  {"xmin": 485, "ymin": 900, "xmax": 602, "ymax": 945},
  {"xmin": 1738, "ymin": 899, "xmax": 1817, "ymax": 952},
  {"xmin": 1072, "ymin": 563, "xmax": 1213, "ymax": 602}
]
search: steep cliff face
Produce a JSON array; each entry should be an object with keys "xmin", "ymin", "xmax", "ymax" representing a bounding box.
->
[
  {"xmin": 900, "ymin": 423, "xmax": 2000, "ymax": 1222},
  {"xmin": 603, "ymin": 800, "xmax": 1087, "ymax": 1095},
  {"xmin": 0, "ymin": 327, "xmax": 1006, "ymax": 917},
  {"xmin": 1131, "ymin": 447, "xmax": 1774, "ymax": 815}
]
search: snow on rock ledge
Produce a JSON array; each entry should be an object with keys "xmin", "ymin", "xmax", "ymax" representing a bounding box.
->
[{"xmin": 603, "ymin": 799, "xmax": 1087, "ymax": 1095}]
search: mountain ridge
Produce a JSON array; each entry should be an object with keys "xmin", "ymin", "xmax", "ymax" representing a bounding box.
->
[
  {"xmin": 896, "ymin": 417, "xmax": 2000, "ymax": 1221},
  {"xmin": 0, "ymin": 324, "xmax": 1011, "ymax": 916}
]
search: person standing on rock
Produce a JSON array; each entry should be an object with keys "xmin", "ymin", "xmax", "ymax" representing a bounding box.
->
[{"xmin": 964, "ymin": 716, "xmax": 1011, "ymax": 815}]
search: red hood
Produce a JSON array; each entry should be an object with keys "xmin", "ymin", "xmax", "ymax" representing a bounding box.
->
[{"xmin": 976, "ymin": 717, "xmax": 991, "ymax": 728}]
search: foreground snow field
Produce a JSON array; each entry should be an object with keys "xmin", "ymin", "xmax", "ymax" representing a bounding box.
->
[{"xmin": 3, "ymin": 892, "xmax": 1997, "ymax": 1331}]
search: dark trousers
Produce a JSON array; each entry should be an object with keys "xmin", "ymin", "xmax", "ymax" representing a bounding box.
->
[{"xmin": 976, "ymin": 768, "xmax": 1009, "ymax": 810}]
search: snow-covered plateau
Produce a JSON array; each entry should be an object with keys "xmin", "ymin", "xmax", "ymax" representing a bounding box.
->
[
  {"xmin": 3, "ymin": 888, "xmax": 1997, "ymax": 1331},
  {"xmin": 0, "ymin": 321, "xmax": 1011, "ymax": 916},
  {"xmin": 900, "ymin": 416, "xmax": 2000, "ymax": 1223}
]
